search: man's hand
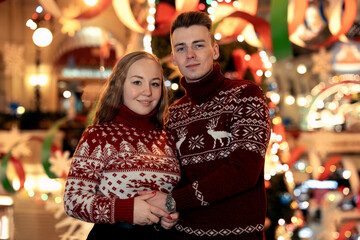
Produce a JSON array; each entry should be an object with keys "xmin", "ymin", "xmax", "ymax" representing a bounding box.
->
[{"xmin": 161, "ymin": 212, "xmax": 179, "ymax": 229}]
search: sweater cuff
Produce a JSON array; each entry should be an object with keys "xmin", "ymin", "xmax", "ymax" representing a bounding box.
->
[
  {"xmin": 114, "ymin": 198, "xmax": 134, "ymax": 224},
  {"xmin": 172, "ymin": 185, "xmax": 197, "ymax": 211}
]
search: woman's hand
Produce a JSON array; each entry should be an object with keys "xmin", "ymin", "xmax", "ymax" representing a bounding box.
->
[
  {"xmin": 133, "ymin": 193, "xmax": 170, "ymax": 226},
  {"xmin": 160, "ymin": 212, "xmax": 179, "ymax": 229}
]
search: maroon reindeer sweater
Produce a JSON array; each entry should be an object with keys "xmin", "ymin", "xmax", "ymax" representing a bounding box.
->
[
  {"xmin": 64, "ymin": 104, "xmax": 181, "ymax": 224},
  {"xmin": 167, "ymin": 63, "xmax": 271, "ymax": 239}
]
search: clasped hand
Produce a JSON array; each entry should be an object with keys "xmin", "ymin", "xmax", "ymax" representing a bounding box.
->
[{"xmin": 135, "ymin": 191, "xmax": 179, "ymax": 229}]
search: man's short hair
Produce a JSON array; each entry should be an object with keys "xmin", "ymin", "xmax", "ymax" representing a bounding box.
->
[{"xmin": 171, "ymin": 11, "xmax": 215, "ymax": 45}]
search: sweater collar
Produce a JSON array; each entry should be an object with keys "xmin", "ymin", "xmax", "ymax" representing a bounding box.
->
[
  {"xmin": 114, "ymin": 104, "xmax": 157, "ymax": 131},
  {"xmin": 180, "ymin": 63, "xmax": 225, "ymax": 104}
]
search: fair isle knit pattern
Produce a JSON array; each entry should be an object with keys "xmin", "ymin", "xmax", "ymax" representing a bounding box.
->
[
  {"xmin": 167, "ymin": 85, "xmax": 269, "ymax": 165},
  {"xmin": 168, "ymin": 63, "xmax": 271, "ymax": 239},
  {"xmin": 64, "ymin": 105, "xmax": 181, "ymax": 225}
]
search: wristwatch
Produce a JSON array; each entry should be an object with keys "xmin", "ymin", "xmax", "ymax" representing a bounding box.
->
[{"xmin": 165, "ymin": 193, "xmax": 176, "ymax": 213}]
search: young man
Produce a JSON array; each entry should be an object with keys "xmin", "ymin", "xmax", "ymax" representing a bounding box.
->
[{"xmin": 144, "ymin": 11, "xmax": 271, "ymax": 239}]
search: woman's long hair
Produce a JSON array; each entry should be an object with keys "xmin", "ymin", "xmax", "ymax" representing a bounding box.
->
[{"xmin": 92, "ymin": 51, "xmax": 168, "ymax": 127}]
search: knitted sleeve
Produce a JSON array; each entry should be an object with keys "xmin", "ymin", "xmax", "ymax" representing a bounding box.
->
[
  {"xmin": 173, "ymin": 83, "xmax": 271, "ymax": 210},
  {"xmin": 63, "ymin": 126, "xmax": 134, "ymax": 224}
]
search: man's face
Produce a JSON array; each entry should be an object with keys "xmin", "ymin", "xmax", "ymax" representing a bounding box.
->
[{"xmin": 171, "ymin": 25, "xmax": 219, "ymax": 82}]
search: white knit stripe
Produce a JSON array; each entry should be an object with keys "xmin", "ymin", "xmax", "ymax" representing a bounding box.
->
[
  {"xmin": 175, "ymin": 223, "xmax": 264, "ymax": 237},
  {"xmin": 192, "ymin": 181, "xmax": 209, "ymax": 206}
]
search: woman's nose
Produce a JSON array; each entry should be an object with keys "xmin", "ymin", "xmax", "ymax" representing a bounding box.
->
[{"xmin": 142, "ymin": 85, "xmax": 152, "ymax": 96}]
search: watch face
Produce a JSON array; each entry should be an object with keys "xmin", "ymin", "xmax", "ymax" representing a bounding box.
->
[{"xmin": 166, "ymin": 194, "xmax": 176, "ymax": 212}]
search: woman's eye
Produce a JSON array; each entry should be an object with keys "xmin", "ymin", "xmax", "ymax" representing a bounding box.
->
[
  {"xmin": 152, "ymin": 82, "xmax": 160, "ymax": 87},
  {"xmin": 133, "ymin": 81, "xmax": 141, "ymax": 85}
]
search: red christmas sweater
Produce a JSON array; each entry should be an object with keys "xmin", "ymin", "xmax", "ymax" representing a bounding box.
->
[
  {"xmin": 64, "ymin": 104, "xmax": 181, "ymax": 224},
  {"xmin": 167, "ymin": 63, "xmax": 271, "ymax": 239}
]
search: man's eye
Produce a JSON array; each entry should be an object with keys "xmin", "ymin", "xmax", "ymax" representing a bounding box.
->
[
  {"xmin": 195, "ymin": 44, "xmax": 204, "ymax": 49},
  {"xmin": 176, "ymin": 47, "xmax": 185, "ymax": 52}
]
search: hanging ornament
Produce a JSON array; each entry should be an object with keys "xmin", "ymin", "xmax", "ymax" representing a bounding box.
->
[{"xmin": 311, "ymin": 47, "xmax": 333, "ymax": 80}]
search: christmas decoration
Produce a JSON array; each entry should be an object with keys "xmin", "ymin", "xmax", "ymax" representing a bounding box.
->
[
  {"xmin": 311, "ymin": 47, "xmax": 333, "ymax": 81},
  {"xmin": 3, "ymin": 42, "xmax": 24, "ymax": 78}
]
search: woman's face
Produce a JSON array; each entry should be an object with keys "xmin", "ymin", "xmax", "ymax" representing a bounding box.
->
[{"xmin": 123, "ymin": 58, "xmax": 162, "ymax": 115}]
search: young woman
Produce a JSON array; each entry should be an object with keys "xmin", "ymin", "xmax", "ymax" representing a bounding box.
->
[{"xmin": 63, "ymin": 51, "xmax": 181, "ymax": 239}]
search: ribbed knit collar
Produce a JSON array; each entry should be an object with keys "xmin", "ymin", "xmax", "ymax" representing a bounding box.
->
[
  {"xmin": 180, "ymin": 63, "xmax": 225, "ymax": 104},
  {"xmin": 114, "ymin": 104, "xmax": 157, "ymax": 131}
]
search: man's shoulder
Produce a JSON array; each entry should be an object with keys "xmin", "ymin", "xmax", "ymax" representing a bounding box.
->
[{"xmin": 169, "ymin": 95, "xmax": 189, "ymax": 109}]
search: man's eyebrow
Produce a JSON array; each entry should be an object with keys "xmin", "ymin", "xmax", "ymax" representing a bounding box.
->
[
  {"xmin": 174, "ymin": 40, "xmax": 205, "ymax": 48},
  {"xmin": 174, "ymin": 42, "xmax": 185, "ymax": 48}
]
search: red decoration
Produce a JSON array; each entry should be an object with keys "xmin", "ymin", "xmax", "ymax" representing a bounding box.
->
[
  {"xmin": 232, "ymin": 49, "xmax": 266, "ymax": 85},
  {"xmin": 336, "ymin": 221, "xmax": 358, "ymax": 240},
  {"xmin": 318, "ymin": 155, "xmax": 342, "ymax": 181},
  {"xmin": 217, "ymin": 11, "xmax": 273, "ymax": 53},
  {"xmin": 198, "ymin": 3, "xmax": 205, "ymax": 11},
  {"xmin": 288, "ymin": 0, "xmax": 309, "ymax": 35},
  {"xmin": 10, "ymin": 155, "xmax": 26, "ymax": 190},
  {"xmin": 153, "ymin": 2, "xmax": 178, "ymax": 36},
  {"xmin": 286, "ymin": 145, "xmax": 307, "ymax": 169},
  {"xmin": 44, "ymin": 13, "xmax": 51, "ymax": 21},
  {"xmin": 153, "ymin": 0, "xmax": 200, "ymax": 36},
  {"xmin": 32, "ymin": 13, "xmax": 39, "ymax": 20},
  {"xmin": 74, "ymin": 0, "xmax": 113, "ymax": 20},
  {"xmin": 306, "ymin": 0, "xmax": 357, "ymax": 49}
]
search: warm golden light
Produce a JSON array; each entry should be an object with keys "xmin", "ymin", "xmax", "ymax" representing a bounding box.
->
[{"xmin": 32, "ymin": 28, "xmax": 53, "ymax": 47}]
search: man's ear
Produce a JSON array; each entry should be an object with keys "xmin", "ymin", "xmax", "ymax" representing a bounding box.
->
[{"xmin": 213, "ymin": 43, "xmax": 220, "ymax": 60}]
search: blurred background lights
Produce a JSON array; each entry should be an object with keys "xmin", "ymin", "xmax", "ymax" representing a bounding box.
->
[
  {"xmin": 342, "ymin": 170, "xmax": 351, "ymax": 179},
  {"xmin": 278, "ymin": 218, "xmax": 285, "ymax": 226},
  {"xmin": 256, "ymin": 70, "xmax": 263, "ymax": 77},
  {"xmin": 16, "ymin": 106, "xmax": 25, "ymax": 115},
  {"xmin": 171, "ymin": 83, "xmax": 179, "ymax": 91},
  {"xmin": 285, "ymin": 95, "xmax": 295, "ymax": 105},
  {"xmin": 270, "ymin": 92, "xmax": 280, "ymax": 104},
  {"xmin": 30, "ymin": 74, "xmax": 48, "ymax": 86},
  {"xmin": 215, "ymin": 33, "xmax": 222, "ymax": 40},
  {"xmin": 63, "ymin": 90, "xmax": 72, "ymax": 99},
  {"xmin": 316, "ymin": 100, "xmax": 325, "ymax": 109},
  {"xmin": 26, "ymin": 19, "xmax": 37, "ymax": 30},
  {"xmin": 298, "ymin": 227, "xmax": 313, "ymax": 238},
  {"xmin": 35, "ymin": 5, "xmax": 43, "ymax": 14},
  {"xmin": 237, "ymin": 35, "xmax": 245, "ymax": 42},
  {"xmin": 297, "ymin": 96, "xmax": 307, "ymax": 107},
  {"xmin": 165, "ymin": 80, "xmax": 171, "ymax": 87},
  {"xmin": 32, "ymin": 28, "xmax": 53, "ymax": 47},
  {"xmin": 297, "ymin": 64, "xmax": 307, "ymax": 74},
  {"xmin": 84, "ymin": 0, "xmax": 98, "ymax": 6}
]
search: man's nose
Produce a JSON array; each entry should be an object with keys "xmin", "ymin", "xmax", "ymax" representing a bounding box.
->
[{"xmin": 186, "ymin": 48, "xmax": 195, "ymax": 59}]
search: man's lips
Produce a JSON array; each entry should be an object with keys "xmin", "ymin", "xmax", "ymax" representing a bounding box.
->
[{"xmin": 186, "ymin": 63, "xmax": 200, "ymax": 68}]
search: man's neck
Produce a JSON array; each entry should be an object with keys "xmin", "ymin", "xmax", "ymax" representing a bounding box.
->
[{"xmin": 185, "ymin": 67, "xmax": 213, "ymax": 83}]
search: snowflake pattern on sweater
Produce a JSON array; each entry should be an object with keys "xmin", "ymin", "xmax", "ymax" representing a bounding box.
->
[
  {"xmin": 167, "ymin": 63, "xmax": 271, "ymax": 239},
  {"xmin": 64, "ymin": 119, "xmax": 180, "ymax": 225},
  {"xmin": 168, "ymin": 85, "xmax": 270, "ymax": 166}
]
